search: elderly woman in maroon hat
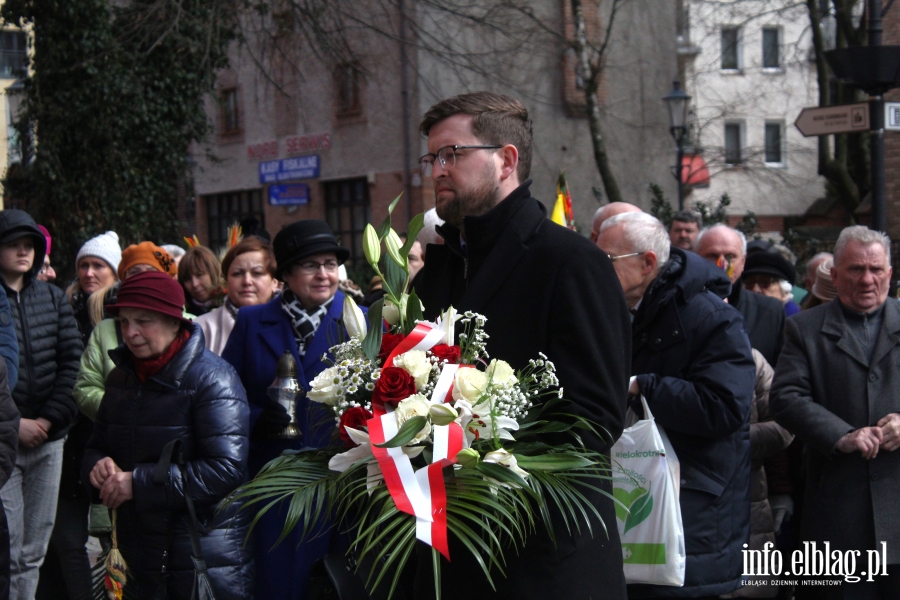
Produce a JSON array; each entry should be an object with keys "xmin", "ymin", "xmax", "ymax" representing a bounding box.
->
[
  {"xmin": 222, "ymin": 219, "xmax": 359, "ymax": 600},
  {"xmin": 82, "ymin": 271, "xmax": 254, "ymax": 600}
]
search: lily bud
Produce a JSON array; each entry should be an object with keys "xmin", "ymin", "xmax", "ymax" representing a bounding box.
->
[
  {"xmin": 455, "ymin": 448, "xmax": 480, "ymax": 468},
  {"xmin": 385, "ymin": 229, "xmax": 406, "ymax": 268},
  {"xmin": 429, "ymin": 403, "xmax": 459, "ymax": 426},
  {"xmin": 343, "ymin": 295, "xmax": 367, "ymax": 339},
  {"xmin": 363, "ymin": 224, "xmax": 380, "ymax": 266},
  {"xmin": 383, "ymin": 301, "xmax": 401, "ymax": 326}
]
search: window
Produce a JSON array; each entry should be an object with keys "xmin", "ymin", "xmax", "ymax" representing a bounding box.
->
[
  {"xmin": 221, "ymin": 88, "xmax": 239, "ymax": 133},
  {"xmin": 724, "ymin": 122, "xmax": 742, "ymax": 165},
  {"xmin": 324, "ymin": 178, "xmax": 371, "ymax": 265},
  {"xmin": 334, "ymin": 63, "xmax": 362, "ymax": 116},
  {"xmin": 0, "ymin": 31, "xmax": 26, "ymax": 79},
  {"xmin": 205, "ymin": 190, "xmax": 264, "ymax": 253},
  {"xmin": 762, "ymin": 27, "xmax": 781, "ymax": 69},
  {"xmin": 721, "ymin": 27, "xmax": 740, "ymax": 70},
  {"xmin": 765, "ymin": 121, "xmax": 784, "ymax": 164}
]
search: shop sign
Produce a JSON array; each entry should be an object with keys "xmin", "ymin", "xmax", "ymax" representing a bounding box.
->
[
  {"xmin": 269, "ymin": 183, "xmax": 310, "ymax": 206},
  {"xmin": 259, "ymin": 155, "xmax": 320, "ymax": 183}
]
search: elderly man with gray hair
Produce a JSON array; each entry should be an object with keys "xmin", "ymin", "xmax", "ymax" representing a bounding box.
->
[
  {"xmin": 597, "ymin": 212, "xmax": 755, "ymax": 598},
  {"xmin": 771, "ymin": 225, "xmax": 900, "ymax": 596}
]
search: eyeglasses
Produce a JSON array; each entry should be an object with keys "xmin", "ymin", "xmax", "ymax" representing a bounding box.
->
[
  {"xmin": 607, "ymin": 251, "xmax": 645, "ymax": 262},
  {"xmin": 419, "ymin": 145, "xmax": 502, "ymax": 177},
  {"xmin": 297, "ymin": 260, "xmax": 339, "ymax": 275}
]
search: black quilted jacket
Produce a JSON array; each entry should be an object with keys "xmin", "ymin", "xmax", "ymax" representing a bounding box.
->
[
  {"xmin": 0, "ymin": 210, "xmax": 82, "ymax": 441},
  {"xmin": 83, "ymin": 324, "xmax": 254, "ymax": 600}
]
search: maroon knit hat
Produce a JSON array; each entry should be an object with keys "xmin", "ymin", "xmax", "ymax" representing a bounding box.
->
[{"xmin": 107, "ymin": 271, "xmax": 191, "ymax": 326}]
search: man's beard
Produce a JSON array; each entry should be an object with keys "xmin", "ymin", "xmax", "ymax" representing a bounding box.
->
[{"xmin": 435, "ymin": 163, "xmax": 501, "ymax": 232}]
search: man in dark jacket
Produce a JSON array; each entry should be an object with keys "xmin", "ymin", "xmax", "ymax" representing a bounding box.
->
[
  {"xmin": 414, "ymin": 91, "xmax": 631, "ymax": 599},
  {"xmin": 597, "ymin": 212, "xmax": 755, "ymax": 598},
  {"xmin": 771, "ymin": 226, "xmax": 900, "ymax": 598},
  {"xmin": 0, "ymin": 209, "xmax": 82, "ymax": 599},
  {"xmin": 696, "ymin": 224, "xmax": 784, "ymax": 367}
]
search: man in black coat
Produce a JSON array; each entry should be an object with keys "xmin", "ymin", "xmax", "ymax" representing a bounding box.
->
[
  {"xmin": 597, "ymin": 212, "xmax": 755, "ymax": 598},
  {"xmin": 413, "ymin": 91, "xmax": 631, "ymax": 599},
  {"xmin": 695, "ymin": 224, "xmax": 784, "ymax": 367},
  {"xmin": 771, "ymin": 226, "xmax": 900, "ymax": 598},
  {"xmin": 0, "ymin": 360, "xmax": 20, "ymax": 599}
]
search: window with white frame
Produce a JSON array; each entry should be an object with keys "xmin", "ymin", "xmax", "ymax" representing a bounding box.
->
[
  {"xmin": 724, "ymin": 122, "xmax": 743, "ymax": 165},
  {"xmin": 721, "ymin": 27, "xmax": 741, "ymax": 70},
  {"xmin": 762, "ymin": 27, "xmax": 781, "ymax": 69},
  {"xmin": 765, "ymin": 121, "xmax": 784, "ymax": 165}
]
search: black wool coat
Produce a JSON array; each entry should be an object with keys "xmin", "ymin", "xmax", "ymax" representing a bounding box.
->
[
  {"xmin": 414, "ymin": 181, "xmax": 631, "ymax": 600},
  {"xmin": 83, "ymin": 325, "xmax": 254, "ymax": 600},
  {"xmin": 771, "ymin": 299, "xmax": 900, "ymax": 567},
  {"xmin": 627, "ymin": 249, "xmax": 755, "ymax": 599},
  {"xmin": 729, "ymin": 280, "xmax": 785, "ymax": 367}
]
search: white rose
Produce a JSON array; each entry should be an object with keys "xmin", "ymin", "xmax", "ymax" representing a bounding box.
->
[
  {"xmin": 308, "ymin": 366, "xmax": 341, "ymax": 405},
  {"xmin": 452, "ymin": 368, "xmax": 489, "ymax": 404},
  {"xmin": 395, "ymin": 394, "xmax": 433, "ymax": 444},
  {"xmin": 393, "ymin": 350, "xmax": 430, "ymax": 390},
  {"xmin": 487, "ymin": 359, "xmax": 517, "ymax": 385}
]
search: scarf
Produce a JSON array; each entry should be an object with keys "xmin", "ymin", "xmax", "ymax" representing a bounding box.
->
[
  {"xmin": 132, "ymin": 327, "xmax": 191, "ymax": 382},
  {"xmin": 281, "ymin": 289, "xmax": 332, "ymax": 356},
  {"xmin": 224, "ymin": 296, "xmax": 239, "ymax": 319}
]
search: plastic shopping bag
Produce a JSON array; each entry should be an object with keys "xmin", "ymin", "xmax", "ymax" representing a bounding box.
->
[{"xmin": 611, "ymin": 394, "xmax": 686, "ymax": 586}]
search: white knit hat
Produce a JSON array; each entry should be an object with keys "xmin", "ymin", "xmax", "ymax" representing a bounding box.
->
[{"xmin": 76, "ymin": 231, "xmax": 122, "ymax": 273}]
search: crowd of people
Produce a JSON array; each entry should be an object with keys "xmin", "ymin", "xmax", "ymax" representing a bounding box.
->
[{"xmin": 0, "ymin": 89, "xmax": 893, "ymax": 600}]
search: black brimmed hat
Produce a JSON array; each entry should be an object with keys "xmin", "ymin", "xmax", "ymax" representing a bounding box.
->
[
  {"xmin": 742, "ymin": 251, "xmax": 796, "ymax": 285},
  {"xmin": 273, "ymin": 220, "xmax": 349, "ymax": 280}
]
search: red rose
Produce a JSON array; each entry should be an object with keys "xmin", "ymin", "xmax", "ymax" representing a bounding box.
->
[
  {"xmin": 430, "ymin": 344, "xmax": 461, "ymax": 365},
  {"xmin": 373, "ymin": 367, "xmax": 417, "ymax": 409},
  {"xmin": 378, "ymin": 333, "xmax": 405, "ymax": 364},
  {"xmin": 339, "ymin": 407, "xmax": 373, "ymax": 448}
]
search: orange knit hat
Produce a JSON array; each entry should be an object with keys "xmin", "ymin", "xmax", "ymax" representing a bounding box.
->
[{"xmin": 118, "ymin": 242, "xmax": 178, "ymax": 280}]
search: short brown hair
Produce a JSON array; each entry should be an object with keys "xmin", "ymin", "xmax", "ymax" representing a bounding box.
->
[
  {"xmin": 178, "ymin": 245, "xmax": 223, "ymax": 288},
  {"xmin": 221, "ymin": 236, "xmax": 276, "ymax": 278},
  {"xmin": 419, "ymin": 91, "xmax": 532, "ymax": 181}
]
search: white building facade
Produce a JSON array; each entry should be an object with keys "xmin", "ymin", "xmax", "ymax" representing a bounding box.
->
[{"xmin": 679, "ymin": 0, "xmax": 826, "ymax": 227}]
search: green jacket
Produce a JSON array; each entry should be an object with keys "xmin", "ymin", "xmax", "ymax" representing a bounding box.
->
[{"xmin": 73, "ymin": 318, "xmax": 118, "ymax": 421}]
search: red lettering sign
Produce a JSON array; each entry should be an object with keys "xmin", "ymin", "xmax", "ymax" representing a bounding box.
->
[
  {"xmin": 285, "ymin": 132, "xmax": 331, "ymax": 155},
  {"xmin": 247, "ymin": 141, "xmax": 278, "ymax": 160}
]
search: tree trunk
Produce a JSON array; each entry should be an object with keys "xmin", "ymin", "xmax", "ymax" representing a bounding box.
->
[{"xmin": 571, "ymin": 0, "xmax": 623, "ymax": 204}]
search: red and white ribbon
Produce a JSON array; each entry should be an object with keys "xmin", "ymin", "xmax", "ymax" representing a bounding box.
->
[{"xmin": 368, "ymin": 320, "xmax": 464, "ymax": 561}]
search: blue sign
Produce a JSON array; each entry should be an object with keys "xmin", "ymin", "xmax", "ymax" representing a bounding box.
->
[
  {"xmin": 259, "ymin": 155, "xmax": 320, "ymax": 183},
  {"xmin": 269, "ymin": 183, "xmax": 310, "ymax": 206}
]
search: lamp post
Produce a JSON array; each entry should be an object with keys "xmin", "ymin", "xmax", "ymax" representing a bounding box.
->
[{"xmin": 663, "ymin": 79, "xmax": 691, "ymax": 211}]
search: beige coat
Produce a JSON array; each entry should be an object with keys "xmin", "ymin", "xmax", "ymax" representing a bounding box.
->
[{"xmin": 195, "ymin": 305, "xmax": 235, "ymax": 356}]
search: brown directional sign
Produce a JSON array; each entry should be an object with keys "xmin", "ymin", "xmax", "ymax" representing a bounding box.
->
[{"xmin": 795, "ymin": 103, "xmax": 870, "ymax": 137}]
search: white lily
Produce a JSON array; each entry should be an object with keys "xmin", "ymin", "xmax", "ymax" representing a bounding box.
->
[
  {"xmin": 328, "ymin": 426, "xmax": 425, "ymax": 475},
  {"xmin": 453, "ymin": 399, "xmax": 519, "ymax": 445},
  {"xmin": 483, "ymin": 448, "xmax": 529, "ymax": 480},
  {"xmin": 343, "ymin": 295, "xmax": 367, "ymax": 339},
  {"xmin": 437, "ymin": 307, "xmax": 462, "ymax": 342}
]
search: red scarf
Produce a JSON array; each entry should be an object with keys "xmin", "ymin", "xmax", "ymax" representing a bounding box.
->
[{"xmin": 132, "ymin": 328, "xmax": 191, "ymax": 382}]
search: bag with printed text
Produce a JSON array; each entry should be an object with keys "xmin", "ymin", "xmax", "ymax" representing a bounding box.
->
[{"xmin": 611, "ymin": 394, "xmax": 686, "ymax": 586}]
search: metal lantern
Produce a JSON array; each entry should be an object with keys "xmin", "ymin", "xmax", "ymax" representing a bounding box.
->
[{"xmin": 267, "ymin": 351, "xmax": 303, "ymax": 439}]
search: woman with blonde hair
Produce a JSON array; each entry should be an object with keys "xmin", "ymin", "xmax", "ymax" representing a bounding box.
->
[{"xmin": 65, "ymin": 231, "xmax": 122, "ymax": 341}]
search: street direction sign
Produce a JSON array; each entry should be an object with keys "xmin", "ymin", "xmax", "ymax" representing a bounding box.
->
[
  {"xmin": 886, "ymin": 103, "xmax": 900, "ymax": 131},
  {"xmin": 795, "ymin": 103, "xmax": 869, "ymax": 137}
]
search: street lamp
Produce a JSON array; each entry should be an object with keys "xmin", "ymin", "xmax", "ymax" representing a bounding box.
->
[{"xmin": 663, "ymin": 79, "xmax": 691, "ymax": 211}]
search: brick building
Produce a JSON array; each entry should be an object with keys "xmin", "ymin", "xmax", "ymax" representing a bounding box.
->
[{"xmin": 190, "ymin": 0, "xmax": 680, "ymax": 267}]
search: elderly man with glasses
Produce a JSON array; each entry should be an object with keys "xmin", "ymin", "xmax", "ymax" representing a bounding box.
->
[
  {"xmin": 414, "ymin": 91, "xmax": 632, "ymax": 600},
  {"xmin": 596, "ymin": 211, "xmax": 756, "ymax": 599}
]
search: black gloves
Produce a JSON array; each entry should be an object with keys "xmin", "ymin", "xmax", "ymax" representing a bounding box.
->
[{"xmin": 253, "ymin": 401, "xmax": 292, "ymax": 439}]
